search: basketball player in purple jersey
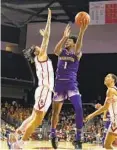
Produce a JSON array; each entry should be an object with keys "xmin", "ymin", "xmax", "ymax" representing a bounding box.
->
[{"xmin": 50, "ymin": 23, "xmax": 88, "ymax": 149}]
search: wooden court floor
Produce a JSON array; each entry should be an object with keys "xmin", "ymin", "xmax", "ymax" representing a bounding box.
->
[
  {"xmin": 1, "ymin": 140, "xmax": 117, "ymax": 150},
  {"xmin": 0, "ymin": 140, "xmax": 108, "ymax": 150}
]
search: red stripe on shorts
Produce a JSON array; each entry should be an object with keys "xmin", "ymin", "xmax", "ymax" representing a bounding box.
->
[
  {"xmin": 38, "ymin": 88, "xmax": 49, "ymax": 110},
  {"xmin": 40, "ymin": 63, "xmax": 44, "ymax": 85},
  {"xmin": 111, "ymin": 125, "xmax": 117, "ymax": 132},
  {"xmin": 38, "ymin": 86, "xmax": 44, "ymax": 109}
]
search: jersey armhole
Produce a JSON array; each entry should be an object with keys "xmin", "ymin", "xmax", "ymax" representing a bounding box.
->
[
  {"xmin": 76, "ymin": 51, "xmax": 82, "ymax": 61},
  {"xmin": 37, "ymin": 55, "xmax": 48, "ymax": 63},
  {"xmin": 54, "ymin": 49, "xmax": 63, "ymax": 57},
  {"xmin": 112, "ymin": 87, "xmax": 117, "ymax": 91}
]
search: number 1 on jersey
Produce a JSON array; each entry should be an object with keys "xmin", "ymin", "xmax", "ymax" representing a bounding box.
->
[{"xmin": 64, "ymin": 62, "xmax": 67, "ymax": 69}]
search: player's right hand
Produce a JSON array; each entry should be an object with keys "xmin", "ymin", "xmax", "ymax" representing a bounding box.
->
[
  {"xmin": 80, "ymin": 21, "xmax": 88, "ymax": 32},
  {"xmin": 63, "ymin": 24, "xmax": 71, "ymax": 38},
  {"xmin": 95, "ymin": 103, "xmax": 102, "ymax": 109}
]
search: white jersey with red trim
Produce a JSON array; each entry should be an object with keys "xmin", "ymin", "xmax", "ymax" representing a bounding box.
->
[
  {"xmin": 108, "ymin": 87, "xmax": 117, "ymax": 125},
  {"xmin": 34, "ymin": 56, "xmax": 54, "ymax": 90}
]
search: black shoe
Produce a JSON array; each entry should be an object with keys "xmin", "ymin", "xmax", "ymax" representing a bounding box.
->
[
  {"xmin": 72, "ymin": 140, "xmax": 82, "ymax": 150},
  {"xmin": 51, "ymin": 137, "xmax": 58, "ymax": 149}
]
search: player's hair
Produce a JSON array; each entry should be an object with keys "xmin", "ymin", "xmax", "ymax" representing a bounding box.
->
[
  {"xmin": 69, "ymin": 35, "xmax": 77, "ymax": 44},
  {"xmin": 110, "ymin": 74, "xmax": 117, "ymax": 84}
]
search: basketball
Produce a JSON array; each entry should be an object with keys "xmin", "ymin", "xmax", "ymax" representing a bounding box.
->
[{"xmin": 75, "ymin": 11, "xmax": 90, "ymax": 26}]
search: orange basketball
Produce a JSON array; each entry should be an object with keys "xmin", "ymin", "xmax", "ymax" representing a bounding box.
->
[{"xmin": 75, "ymin": 11, "xmax": 90, "ymax": 26}]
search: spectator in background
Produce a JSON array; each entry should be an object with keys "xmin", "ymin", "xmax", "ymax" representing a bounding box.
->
[{"xmin": 1, "ymin": 100, "xmax": 104, "ymax": 144}]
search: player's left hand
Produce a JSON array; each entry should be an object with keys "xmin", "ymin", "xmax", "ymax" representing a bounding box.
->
[{"xmin": 85, "ymin": 114, "xmax": 94, "ymax": 122}]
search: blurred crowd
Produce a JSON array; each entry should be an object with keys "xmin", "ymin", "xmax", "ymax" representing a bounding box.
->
[
  {"xmin": 1, "ymin": 101, "xmax": 32, "ymax": 127},
  {"xmin": 1, "ymin": 101, "xmax": 104, "ymax": 143},
  {"xmin": 0, "ymin": 120, "xmax": 15, "ymax": 141},
  {"xmin": 47, "ymin": 105, "xmax": 104, "ymax": 143}
]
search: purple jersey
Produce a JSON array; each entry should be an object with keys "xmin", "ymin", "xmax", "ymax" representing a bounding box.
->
[
  {"xmin": 56, "ymin": 49, "xmax": 80, "ymax": 81},
  {"xmin": 104, "ymin": 111, "xmax": 110, "ymax": 130},
  {"xmin": 106, "ymin": 111, "xmax": 110, "ymax": 121}
]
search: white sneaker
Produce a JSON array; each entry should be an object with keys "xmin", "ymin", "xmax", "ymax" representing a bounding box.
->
[{"xmin": 11, "ymin": 142, "xmax": 22, "ymax": 150}]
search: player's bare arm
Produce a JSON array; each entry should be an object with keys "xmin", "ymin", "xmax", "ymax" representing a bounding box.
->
[
  {"xmin": 54, "ymin": 24, "xmax": 71, "ymax": 56},
  {"xmin": 85, "ymin": 102, "xmax": 109, "ymax": 122},
  {"xmin": 75, "ymin": 23, "xmax": 88, "ymax": 56},
  {"xmin": 95, "ymin": 103, "xmax": 108, "ymax": 121},
  {"xmin": 39, "ymin": 8, "xmax": 51, "ymax": 56},
  {"xmin": 85, "ymin": 88, "xmax": 116, "ymax": 122}
]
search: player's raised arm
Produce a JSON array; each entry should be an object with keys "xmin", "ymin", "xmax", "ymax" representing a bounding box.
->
[
  {"xmin": 54, "ymin": 24, "xmax": 71, "ymax": 56},
  {"xmin": 74, "ymin": 23, "xmax": 88, "ymax": 55},
  {"xmin": 40, "ymin": 8, "xmax": 51, "ymax": 55}
]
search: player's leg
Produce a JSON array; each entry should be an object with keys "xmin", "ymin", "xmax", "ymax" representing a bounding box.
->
[
  {"xmin": 10, "ymin": 110, "xmax": 46, "ymax": 149},
  {"xmin": 104, "ymin": 132, "xmax": 116, "ymax": 149},
  {"xmin": 51, "ymin": 101, "xmax": 63, "ymax": 129},
  {"xmin": 16, "ymin": 110, "xmax": 35, "ymax": 134},
  {"xmin": 22, "ymin": 88, "xmax": 52, "ymax": 141},
  {"xmin": 9, "ymin": 87, "xmax": 51, "ymax": 149},
  {"xmin": 7, "ymin": 109, "xmax": 46, "ymax": 150},
  {"xmin": 50, "ymin": 92, "xmax": 65, "ymax": 149},
  {"xmin": 22, "ymin": 109, "xmax": 45, "ymax": 141},
  {"xmin": 69, "ymin": 91, "xmax": 83, "ymax": 149},
  {"xmin": 112, "ymin": 138, "xmax": 117, "ymax": 147},
  {"xmin": 7, "ymin": 110, "xmax": 36, "ymax": 149},
  {"xmin": 15, "ymin": 87, "xmax": 42, "ymax": 136},
  {"xmin": 51, "ymin": 101, "xmax": 63, "ymax": 134}
]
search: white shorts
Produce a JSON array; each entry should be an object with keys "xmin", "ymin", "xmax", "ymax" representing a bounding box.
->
[
  {"xmin": 34, "ymin": 86, "xmax": 52, "ymax": 112},
  {"xmin": 108, "ymin": 123, "xmax": 117, "ymax": 135}
]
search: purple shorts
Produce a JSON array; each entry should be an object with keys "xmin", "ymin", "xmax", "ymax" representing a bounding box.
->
[
  {"xmin": 104, "ymin": 121, "xmax": 111, "ymax": 129},
  {"xmin": 53, "ymin": 80, "xmax": 80, "ymax": 101}
]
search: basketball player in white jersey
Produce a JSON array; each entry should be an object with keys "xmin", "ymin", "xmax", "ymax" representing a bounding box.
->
[
  {"xmin": 85, "ymin": 73, "xmax": 117, "ymax": 149},
  {"xmin": 7, "ymin": 8, "xmax": 54, "ymax": 149}
]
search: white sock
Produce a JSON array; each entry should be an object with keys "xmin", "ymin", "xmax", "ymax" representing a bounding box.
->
[{"xmin": 17, "ymin": 140, "xmax": 24, "ymax": 148}]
